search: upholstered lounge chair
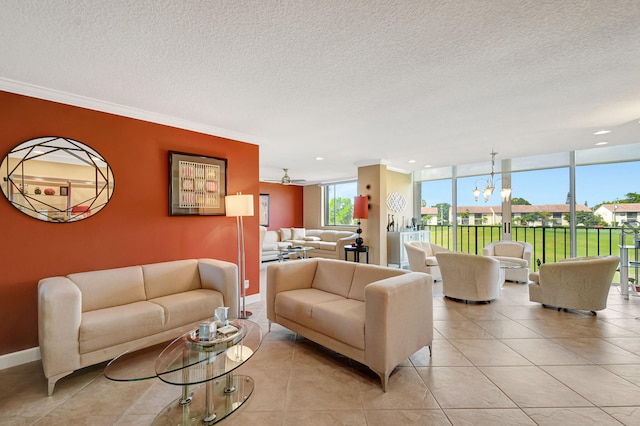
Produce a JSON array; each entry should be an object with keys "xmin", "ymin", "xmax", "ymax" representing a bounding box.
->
[
  {"xmin": 404, "ymin": 241, "xmax": 450, "ymax": 280},
  {"xmin": 436, "ymin": 252, "xmax": 502, "ymax": 303},
  {"xmin": 528, "ymin": 255, "xmax": 620, "ymax": 314},
  {"xmin": 483, "ymin": 241, "xmax": 533, "ymax": 283}
]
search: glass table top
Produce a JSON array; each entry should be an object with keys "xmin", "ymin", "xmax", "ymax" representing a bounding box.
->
[
  {"xmin": 155, "ymin": 319, "xmax": 262, "ymax": 386},
  {"xmin": 104, "ymin": 319, "xmax": 262, "ymax": 384}
]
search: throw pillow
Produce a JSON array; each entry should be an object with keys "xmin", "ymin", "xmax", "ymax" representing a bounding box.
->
[
  {"xmin": 292, "ymin": 228, "xmax": 306, "ymax": 240},
  {"xmin": 280, "ymin": 227, "xmax": 293, "ymax": 240}
]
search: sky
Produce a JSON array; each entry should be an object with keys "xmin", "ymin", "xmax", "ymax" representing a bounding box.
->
[{"xmin": 422, "ymin": 161, "xmax": 639, "ymax": 208}]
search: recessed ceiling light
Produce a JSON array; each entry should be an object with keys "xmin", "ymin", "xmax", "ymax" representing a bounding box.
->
[
  {"xmin": 315, "ymin": 157, "xmax": 324, "ymax": 161},
  {"xmin": 593, "ymin": 130, "xmax": 610, "ymax": 135},
  {"xmin": 424, "ymin": 164, "xmax": 432, "ymax": 168},
  {"xmin": 408, "ymin": 160, "xmax": 416, "ymax": 163},
  {"xmin": 595, "ymin": 141, "xmax": 608, "ymax": 146}
]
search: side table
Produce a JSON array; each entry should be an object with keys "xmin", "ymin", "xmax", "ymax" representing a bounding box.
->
[{"xmin": 345, "ymin": 245, "xmax": 369, "ymax": 263}]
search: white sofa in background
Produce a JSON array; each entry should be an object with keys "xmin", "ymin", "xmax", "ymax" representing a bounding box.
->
[
  {"xmin": 260, "ymin": 226, "xmax": 357, "ymax": 262},
  {"xmin": 483, "ymin": 241, "xmax": 533, "ymax": 283},
  {"xmin": 38, "ymin": 258, "xmax": 238, "ymax": 395},
  {"xmin": 267, "ymin": 258, "xmax": 433, "ymax": 391},
  {"xmin": 528, "ymin": 255, "xmax": 620, "ymax": 313}
]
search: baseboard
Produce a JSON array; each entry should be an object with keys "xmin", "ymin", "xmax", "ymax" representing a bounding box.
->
[
  {"xmin": 245, "ymin": 293, "xmax": 261, "ymax": 305},
  {"xmin": 0, "ymin": 346, "xmax": 41, "ymax": 371}
]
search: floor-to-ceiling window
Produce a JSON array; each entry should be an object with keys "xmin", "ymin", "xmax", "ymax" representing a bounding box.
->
[
  {"xmin": 323, "ymin": 180, "xmax": 358, "ymax": 226},
  {"xmin": 420, "ymin": 172, "xmax": 452, "ymax": 247},
  {"xmin": 414, "ymin": 143, "xmax": 640, "ymax": 272}
]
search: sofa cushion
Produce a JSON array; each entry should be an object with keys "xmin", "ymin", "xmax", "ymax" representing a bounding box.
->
[
  {"xmin": 292, "ymin": 228, "xmax": 306, "ymax": 240},
  {"xmin": 318, "ymin": 241, "xmax": 337, "ymax": 251},
  {"xmin": 143, "ymin": 259, "xmax": 201, "ymax": 299},
  {"xmin": 491, "ymin": 256, "xmax": 528, "ymax": 267},
  {"xmin": 303, "ymin": 236, "xmax": 321, "ymax": 241},
  {"xmin": 263, "ymin": 242, "xmax": 279, "ymax": 251},
  {"xmin": 318, "ymin": 231, "xmax": 344, "ymax": 242},
  {"xmin": 264, "ymin": 230, "xmax": 280, "ymax": 244},
  {"xmin": 280, "ymin": 228, "xmax": 293, "ymax": 240},
  {"xmin": 493, "ymin": 242, "xmax": 524, "ymax": 258},
  {"xmin": 311, "ymin": 260, "xmax": 356, "ymax": 297},
  {"xmin": 79, "ymin": 301, "xmax": 165, "ymax": 353},
  {"xmin": 274, "ymin": 289, "xmax": 344, "ymax": 329},
  {"xmin": 68, "ymin": 266, "xmax": 146, "ymax": 312},
  {"xmin": 425, "ymin": 256, "xmax": 439, "ymax": 266},
  {"xmin": 149, "ymin": 289, "xmax": 223, "ymax": 329},
  {"xmin": 310, "ymin": 299, "xmax": 365, "ymax": 350},
  {"xmin": 348, "ymin": 265, "xmax": 407, "ymax": 302}
]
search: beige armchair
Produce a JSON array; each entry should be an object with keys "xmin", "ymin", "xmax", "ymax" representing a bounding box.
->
[
  {"xmin": 483, "ymin": 241, "xmax": 533, "ymax": 283},
  {"xmin": 436, "ymin": 252, "xmax": 502, "ymax": 303},
  {"xmin": 404, "ymin": 241, "xmax": 450, "ymax": 280},
  {"xmin": 528, "ymin": 255, "xmax": 620, "ymax": 314}
]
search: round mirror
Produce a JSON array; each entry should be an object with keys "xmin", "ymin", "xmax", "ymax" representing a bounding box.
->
[{"xmin": 1, "ymin": 136, "xmax": 115, "ymax": 222}]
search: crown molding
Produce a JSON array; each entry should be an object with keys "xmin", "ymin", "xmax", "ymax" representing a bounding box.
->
[{"xmin": 0, "ymin": 78, "xmax": 259, "ymax": 146}]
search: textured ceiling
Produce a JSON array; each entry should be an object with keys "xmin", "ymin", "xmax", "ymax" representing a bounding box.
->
[{"xmin": 1, "ymin": 1, "xmax": 639, "ymax": 184}]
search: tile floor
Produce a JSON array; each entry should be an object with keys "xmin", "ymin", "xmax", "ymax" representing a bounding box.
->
[{"xmin": 1, "ymin": 265, "xmax": 640, "ymax": 425}]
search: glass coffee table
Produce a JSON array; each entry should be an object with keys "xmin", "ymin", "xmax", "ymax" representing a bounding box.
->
[
  {"xmin": 105, "ymin": 319, "xmax": 262, "ymax": 425},
  {"xmin": 278, "ymin": 246, "xmax": 315, "ymax": 261},
  {"xmin": 498, "ymin": 260, "xmax": 525, "ymax": 285}
]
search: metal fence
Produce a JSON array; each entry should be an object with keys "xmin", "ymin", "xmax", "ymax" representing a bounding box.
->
[{"xmin": 425, "ymin": 224, "xmax": 623, "ymax": 271}]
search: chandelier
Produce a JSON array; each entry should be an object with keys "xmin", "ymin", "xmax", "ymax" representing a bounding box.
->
[{"xmin": 472, "ymin": 150, "xmax": 511, "ymax": 203}]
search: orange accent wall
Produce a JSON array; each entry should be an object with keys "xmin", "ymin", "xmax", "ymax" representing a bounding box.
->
[
  {"xmin": 0, "ymin": 91, "xmax": 260, "ymax": 355},
  {"xmin": 258, "ymin": 182, "xmax": 304, "ymax": 229}
]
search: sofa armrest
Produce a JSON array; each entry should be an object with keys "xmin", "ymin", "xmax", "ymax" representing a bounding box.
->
[
  {"xmin": 335, "ymin": 234, "xmax": 357, "ymax": 252},
  {"xmin": 38, "ymin": 277, "xmax": 82, "ymax": 381},
  {"xmin": 364, "ymin": 272, "xmax": 433, "ymax": 377},
  {"xmin": 197, "ymin": 259, "xmax": 239, "ymax": 319},
  {"xmin": 522, "ymin": 246, "xmax": 533, "ymax": 265},
  {"xmin": 266, "ymin": 259, "xmax": 319, "ymax": 321}
]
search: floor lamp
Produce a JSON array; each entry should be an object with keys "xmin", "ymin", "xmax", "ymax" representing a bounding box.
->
[{"xmin": 225, "ymin": 192, "xmax": 254, "ymax": 319}]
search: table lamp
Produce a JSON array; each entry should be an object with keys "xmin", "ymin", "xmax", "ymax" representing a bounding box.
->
[{"xmin": 353, "ymin": 195, "xmax": 368, "ymax": 248}]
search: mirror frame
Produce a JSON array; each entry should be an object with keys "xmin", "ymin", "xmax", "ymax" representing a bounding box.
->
[{"xmin": 1, "ymin": 136, "xmax": 115, "ymax": 223}]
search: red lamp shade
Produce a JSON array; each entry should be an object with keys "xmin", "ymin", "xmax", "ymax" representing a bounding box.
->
[{"xmin": 354, "ymin": 196, "xmax": 368, "ymax": 219}]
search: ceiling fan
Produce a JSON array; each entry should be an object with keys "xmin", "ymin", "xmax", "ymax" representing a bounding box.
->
[{"xmin": 266, "ymin": 168, "xmax": 306, "ymax": 185}]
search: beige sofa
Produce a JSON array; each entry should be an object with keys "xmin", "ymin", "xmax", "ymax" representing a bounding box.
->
[
  {"xmin": 260, "ymin": 226, "xmax": 357, "ymax": 262},
  {"xmin": 528, "ymin": 255, "xmax": 620, "ymax": 313},
  {"xmin": 38, "ymin": 258, "xmax": 238, "ymax": 395},
  {"xmin": 267, "ymin": 258, "xmax": 433, "ymax": 391}
]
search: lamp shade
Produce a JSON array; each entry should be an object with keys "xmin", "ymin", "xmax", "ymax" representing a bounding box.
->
[
  {"xmin": 225, "ymin": 193, "xmax": 254, "ymax": 217},
  {"xmin": 353, "ymin": 196, "xmax": 368, "ymax": 219}
]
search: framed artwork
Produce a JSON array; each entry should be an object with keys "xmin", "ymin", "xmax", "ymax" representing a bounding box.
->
[
  {"xmin": 59, "ymin": 186, "xmax": 68, "ymax": 196},
  {"xmin": 169, "ymin": 151, "xmax": 227, "ymax": 216},
  {"xmin": 259, "ymin": 193, "xmax": 270, "ymax": 226}
]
